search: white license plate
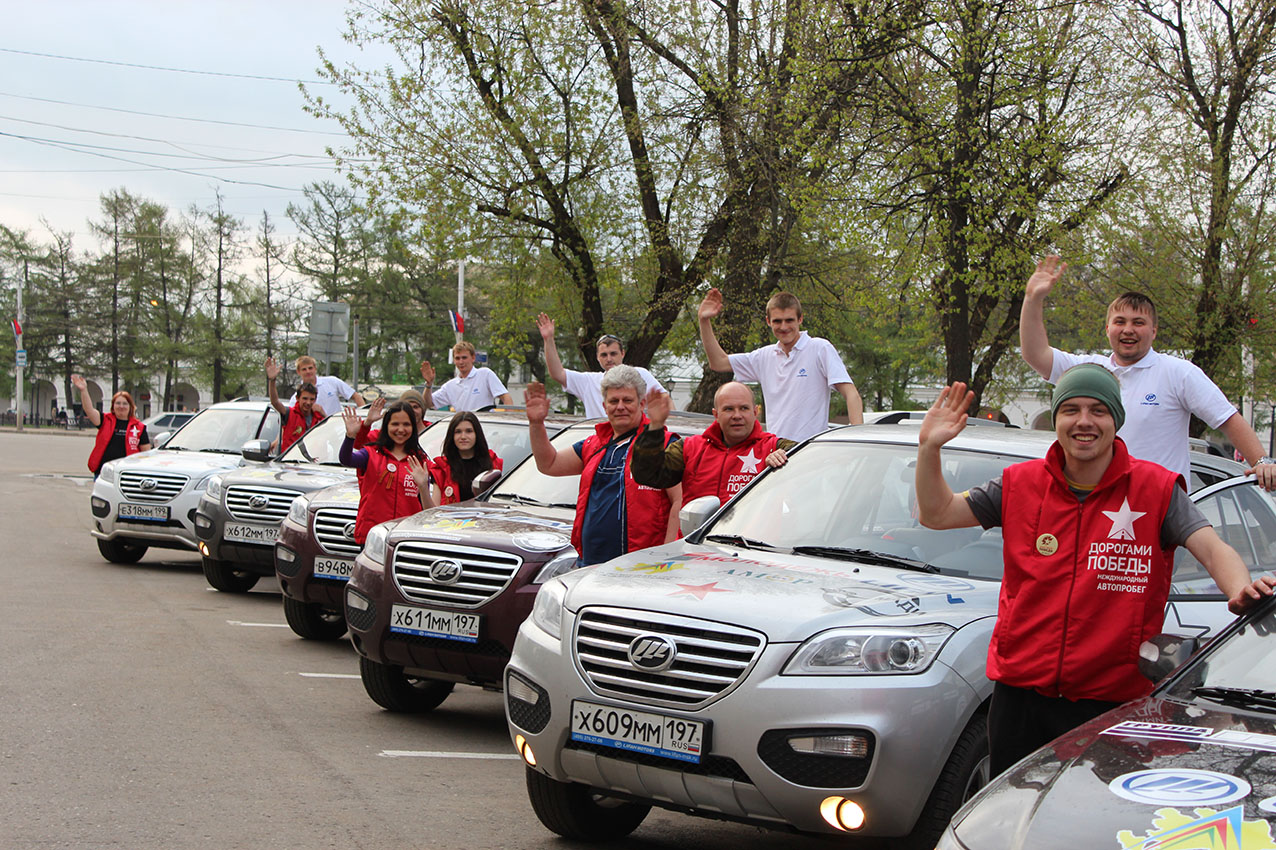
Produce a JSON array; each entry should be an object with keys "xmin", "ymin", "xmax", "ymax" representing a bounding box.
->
[
  {"xmin": 389, "ymin": 604, "xmax": 480, "ymax": 643},
  {"xmin": 570, "ymin": 700, "xmax": 707, "ymax": 764},
  {"xmin": 118, "ymin": 503, "xmax": 169, "ymax": 522},
  {"xmin": 224, "ymin": 523, "xmax": 278, "ymax": 545},
  {"xmin": 313, "ymin": 557, "xmax": 353, "ymax": 581}
]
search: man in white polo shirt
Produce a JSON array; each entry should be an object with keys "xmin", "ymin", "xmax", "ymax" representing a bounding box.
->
[
  {"xmin": 697, "ymin": 288, "xmax": 863, "ymax": 442},
  {"xmin": 286, "ymin": 355, "xmax": 363, "ymax": 416},
  {"xmin": 420, "ymin": 341, "xmax": 512, "ymax": 412},
  {"xmin": 1019, "ymin": 254, "xmax": 1276, "ymax": 489},
  {"xmin": 535, "ymin": 313, "xmax": 665, "ymax": 419}
]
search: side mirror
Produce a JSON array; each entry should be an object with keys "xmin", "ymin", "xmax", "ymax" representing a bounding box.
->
[
  {"xmin": 679, "ymin": 495, "xmax": 722, "ymax": 537},
  {"xmin": 1138, "ymin": 634, "xmax": 1198, "ymax": 683},
  {"xmin": 472, "ymin": 469, "xmax": 502, "ymax": 498},
  {"xmin": 241, "ymin": 439, "xmax": 272, "ymax": 462},
  {"xmin": 152, "ymin": 430, "xmax": 172, "ymax": 448}
]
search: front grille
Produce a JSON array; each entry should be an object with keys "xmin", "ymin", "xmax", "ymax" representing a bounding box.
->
[
  {"xmin": 345, "ymin": 590, "xmax": 377, "ymax": 632},
  {"xmin": 756, "ymin": 728, "xmax": 876, "ymax": 788},
  {"xmin": 565, "ymin": 740, "xmax": 753, "ymax": 784},
  {"xmin": 574, "ymin": 607, "xmax": 764, "ymax": 710},
  {"xmin": 391, "ymin": 541, "xmax": 522, "ymax": 608},
  {"xmin": 118, "ymin": 471, "xmax": 188, "ymax": 502},
  {"xmin": 314, "ymin": 506, "xmax": 360, "ymax": 557},
  {"xmin": 225, "ymin": 485, "xmax": 297, "ymax": 523}
]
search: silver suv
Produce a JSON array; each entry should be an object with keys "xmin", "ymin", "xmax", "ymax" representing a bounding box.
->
[{"xmin": 89, "ymin": 401, "xmax": 279, "ymax": 563}]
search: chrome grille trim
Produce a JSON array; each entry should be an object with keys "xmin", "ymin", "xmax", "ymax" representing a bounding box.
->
[
  {"xmin": 391, "ymin": 541, "xmax": 523, "ymax": 609},
  {"xmin": 225, "ymin": 485, "xmax": 298, "ymax": 523},
  {"xmin": 573, "ymin": 607, "xmax": 765, "ymax": 710},
  {"xmin": 118, "ymin": 471, "xmax": 188, "ymax": 502},
  {"xmin": 314, "ymin": 507, "xmax": 360, "ymax": 557}
]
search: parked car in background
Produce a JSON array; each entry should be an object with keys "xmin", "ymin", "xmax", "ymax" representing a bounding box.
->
[
  {"xmin": 272, "ymin": 409, "xmax": 558, "ymax": 638},
  {"xmin": 937, "ymin": 593, "xmax": 1276, "ymax": 850},
  {"xmin": 504, "ymin": 424, "xmax": 1276, "ymax": 848},
  {"xmin": 88, "ymin": 401, "xmax": 279, "ymax": 564},
  {"xmin": 143, "ymin": 410, "xmax": 196, "ymax": 435}
]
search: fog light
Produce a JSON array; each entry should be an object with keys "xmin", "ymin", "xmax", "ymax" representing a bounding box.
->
[
  {"xmin": 819, "ymin": 796, "xmax": 865, "ymax": 832},
  {"xmin": 276, "ymin": 546, "xmax": 296, "ymax": 564},
  {"xmin": 346, "ymin": 590, "xmax": 369, "ymax": 611},
  {"xmin": 198, "ymin": 542, "xmax": 210, "ymax": 556},
  {"xmin": 515, "ymin": 734, "xmax": 537, "ymax": 767},
  {"xmin": 194, "ymin": 514, "xmax": 212, "ymax": 530},
  {"xmin": 789, "ymin": 734, "xmax": 869, "ymax": 758},
  {"xmin": 91, "ymin": 497, "xmax": 108, "ymax": 510},
  {"xmin": 507, "ymin": 672, "xmax": 540, "ymax": 706}
]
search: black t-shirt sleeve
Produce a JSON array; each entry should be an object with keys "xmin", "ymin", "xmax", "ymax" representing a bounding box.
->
[{"xmin": 963, "ymin": 476, "xmax": 1003, "ymax": 530}]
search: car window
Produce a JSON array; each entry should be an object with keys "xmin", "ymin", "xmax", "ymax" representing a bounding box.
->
[
  {"xmin": 280, "ymin": 414, "xmax": 351, "ymax": 465},
  {"xmin": 1173, "ymin": 483, "xmax": 1276, "ymax": 593},
  {"xmin": 165, "ymin": 408, "xmax": 272, "ymax": 453},
  {"xmin": 487, "ymin": 427, "xmax": 585, "ymax": 508}
]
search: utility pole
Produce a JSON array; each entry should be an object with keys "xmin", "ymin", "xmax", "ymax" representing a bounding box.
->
[
  {"xmin": 16, "ymin": 258, "xmax": 26, "ymax": 432},
  {"xmin": 456, "ymin": 259, "xmax": 465, "ymax": 343}
]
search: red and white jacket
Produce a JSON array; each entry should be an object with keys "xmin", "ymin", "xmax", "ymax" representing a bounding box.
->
[
  {"xmin": 680, "ymin": 421, "xmax": 783, "ymax": 504},
  {"xmin": 354, "ymin": 447, "xmax": 428, "ymax": 544},
  {"xmin": 570, "ymin": 419, "xmax": 675, "ymax": 558},
  {"xmin": 88, "ymin": 413, "xmax": 144, "ymax": 474},
  {"xmin": 430, "ymin": 451, "xmax": 503, "ymax": 505},
  {"xmin": 279, "ymin": 404, "xmax": 325, "ymax": 453},
  {"xmin": 990, "ymin": 438, "xmax": 1182, "ymax": 703}
]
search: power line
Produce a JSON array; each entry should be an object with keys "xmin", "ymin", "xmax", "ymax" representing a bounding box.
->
[{"xmin": 0, "ymin": 46, "xmax": 334, "ymax": 86}]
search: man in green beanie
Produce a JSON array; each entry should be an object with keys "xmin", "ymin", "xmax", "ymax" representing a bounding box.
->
[{"xmin": 914, "ymin": 369, "xmax": 1275, "ymax": 776}]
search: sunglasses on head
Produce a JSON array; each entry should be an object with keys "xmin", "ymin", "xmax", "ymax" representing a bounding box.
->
[{"xmin": 596, "ymin": 334, "xmax": 624, "ymax": 348}]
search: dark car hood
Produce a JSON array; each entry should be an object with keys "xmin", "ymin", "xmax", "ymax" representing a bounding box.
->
[
  {"xmin": 383, "ymin": 504, "xmax": 576, "ymax": 557},
  {"xmin": 218, "ymin": 463, "xmax": 353, "ymax": 492},
  {"xmin": 951, "ymin": 697, "xmax": 1276, "ymax": 850}
]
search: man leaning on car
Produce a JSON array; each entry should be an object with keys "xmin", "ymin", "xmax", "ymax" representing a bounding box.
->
[{"xmin": 914, "ymin": 364, "xmax": 1276, "ymax": 776}]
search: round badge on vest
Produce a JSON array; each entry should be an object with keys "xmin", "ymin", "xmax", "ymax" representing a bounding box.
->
[
  {"xmin": 445, "ymin": 486, "xmax": 454, "ymax": 497},
  {"xmin": 1036, "ymin": 533, "xmax": 1058, "ymax": 556},
  {"xmin": 387, "ymin": 462, "xmax": 397, "ymax": 472}
]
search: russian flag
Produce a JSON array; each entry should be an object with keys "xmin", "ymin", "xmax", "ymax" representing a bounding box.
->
[
  {"xmin": 11, "ymin": 318, "xmax": 20, "ymax": 338},
  {"xmin": 448, "ymin": 309, "xmax": 465, "ymax": 334}
]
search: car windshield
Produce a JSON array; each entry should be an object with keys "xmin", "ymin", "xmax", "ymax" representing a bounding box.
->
[
  {"xmin": 280, "ymin": 414, "xmax": 352, "ymax": 465},
  {"xmin": 486, "ymin": 426, "xmax": 584, "ymax": 508},
  {"xmin": 163, "ymin": 407, "xmax": 276, "ymax": 453},
  {"xmin": 420, "ymin": 420, "xmax": 534, "ymax": 471},
  {"xmin": 1165, "ymin": 599, "xmax": 1276, "ymax": 703},
  {"xmin": 703, "ymin": 441, "xmax": 1022, "ymax": 580}
]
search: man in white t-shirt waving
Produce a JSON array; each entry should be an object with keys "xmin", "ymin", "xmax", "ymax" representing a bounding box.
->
[
  {"xmin": 697, "ymin": 288, "xmax": 863, "ymax": 442},
  {"xmin": 1019, "ymin": 255, "xmax": 1276, "ymax": 489},
  {"xmin": 287, "ymin": 355, "xmax": 363, "ymax": 417},
  {"xmin": 421, "ymin": 341, "xmax": 512, "ymax": 412},
  {"xmin": 535, "ymin": 313, "xmax": 665, "ymax": 419}
]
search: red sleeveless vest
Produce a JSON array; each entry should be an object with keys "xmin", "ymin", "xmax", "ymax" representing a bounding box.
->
[
  {"xmin": 354, "ymin": 447, "xmax": 428, "ymax": 543},
  {"xmin": 88, "ymin": 413, "xmax": 144, "ymax": 473},
  {"xmin": 570, "ymin": 419, "xmax": 675, "ymax": 560}
]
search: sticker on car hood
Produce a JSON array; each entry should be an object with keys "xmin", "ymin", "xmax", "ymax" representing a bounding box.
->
[
  {"xmin": 512, "ymin": 531, "xmax": 569, "ymax": 552},
  {"xmin": 1109, "ymin": 768, "xmax": 1251, "ymax": 806},
  {"xmin": 1116, "ymin": 805, "xmax": 1276, "ymax": 849},
  {"xmin": 1103, "ymin": 720, "xmax": 1276, "ymax": 755}
]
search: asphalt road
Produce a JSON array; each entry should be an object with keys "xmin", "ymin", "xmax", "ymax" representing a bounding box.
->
[{"xmin": 0, "ymin": 430, "xmax": 842, "ymax": 849}]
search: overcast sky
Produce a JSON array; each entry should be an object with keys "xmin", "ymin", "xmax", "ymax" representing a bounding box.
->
[{"xmin": 1, "ymin": 0, "xmax": 381, "ymax": 251}]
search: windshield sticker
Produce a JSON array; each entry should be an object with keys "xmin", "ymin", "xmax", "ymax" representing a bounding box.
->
[
  {"xmin": 1109, "ymin": 769, "xmax": 1251, "ymax": 806},
  {"xmin": 667, "ymin": 581, "xmax": 733, "ymax": 600},
  {"xmin": 512, "ymin": 531, "xmax": 569, "ymax": 552},
  {"xmin": 1103, "ymin": 721, "xmax": 1276, "ymax": 755},
  {"xmin": 1117, "ymin": 806, "xmax": 1276, "ymax": 850},
  {"xmin": 616, "ymin": 560, "xmax": 686, "ymax": 575}
]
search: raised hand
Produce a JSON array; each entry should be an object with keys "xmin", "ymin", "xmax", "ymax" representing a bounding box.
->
[
  {"xmin": 341, "ymin": 406, "xmax": 363, "ymax": 438},
  {"xmin": 1025, "ymin": 255, "xmax": 1067, "ymax": 301},
  {"xmin": 918, "ymin": 383, "xmax": 976, "ymax": 450},
  {"xmin": 536, "ymin": 312, "xmax": 555, "ymax": 340},
  {"xmin": 363, "ymin": 396, "xmax": 385, "ymax": 427},
  {"xmin": 698, "ymin": 287, "xmax": 724, "ymax": 321},
  {"xmin": 265, "ymin": 357, "xmax": 280, "ymax": 381},
  {"xmin": 71, "ymin": 374, "xmax": 86, "ymax": 391},
  {"xmin": 419, "ymin": 360, "xmax": 435, "ymax": 386},
  {"xmin": 644, "ymin": 387, "xmax": 671, "ymax": 428},
  {"xmin": 524, "ymin": 382, "xmax": 549, "ymax": 424},
  {"xmin": 407, "ymin": 455, "xmax": 430, "ymax": 490}
]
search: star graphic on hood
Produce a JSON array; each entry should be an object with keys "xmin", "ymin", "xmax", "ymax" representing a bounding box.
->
[
  {"xmin": 737, "ymin": 450, "xmax": 762, "ymax": 474},
  {"xmin": 1102, "ymin": 497, "xmax": 1147, "ymax": 541},
  {"xmin": 668, "ymin": 581, "xmax": 733, "ymax": 600}
]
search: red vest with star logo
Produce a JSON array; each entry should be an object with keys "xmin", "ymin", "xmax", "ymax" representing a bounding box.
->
[
  {"xmin": 280, "ymin": 404, "xmax": 326, "ymax": 453},
  {"xmin": 354, "ymin": 446, "xmax": 427, "ymax": 544},
  {"xmin": 680, "ymin": 420, "xmax": 782, "ymax": 504},
  {"xmin": 992, "ymin": 438, "xmax": 1182, "ymax": 702},
  {"xmin": 88, "ymin": 412, "xmax": 144, "ymax": 473}
]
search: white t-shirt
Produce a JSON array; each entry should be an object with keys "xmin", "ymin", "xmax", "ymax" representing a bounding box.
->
[
  {"xmin": 728, "ymin": 331, "xmax": 853, "ymax": 442},
  {"xmin": 1049, "ymin": 348, "xmax": 1237, "ymax": 481},
  {"xmin": 288, "ymin": 375, "xmax": 356, "ymax": 417},
  {"xmin": 563, "ymin": 366, "xmax": 665, "ymax": 419},
  {"xmin": 431, "ymin": 367, "xmax": 509, "ymax": 412}
]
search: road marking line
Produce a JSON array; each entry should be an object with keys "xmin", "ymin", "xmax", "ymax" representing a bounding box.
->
[
  {"xmin": 299, "ymin": 672, "xmax": 361, "ymax": 679},
  {"xmin": 225, "ymin": 620, "xmax": 289, "ymax": 628},
  {"xmin": 380, "ymin": 750, "xmax": 521, "ymax": 760}
]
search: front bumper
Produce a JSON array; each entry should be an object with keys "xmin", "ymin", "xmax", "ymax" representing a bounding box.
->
[
  {"xmin": 90, "ymin": 479, "xmax": 200, "ymax": 551},
  {"xmin": 194, "ymin": 494, "xmax": 280, "ymax": 576},
  {"xmin": 505, "ymin": 612, "xmax": 985, "ymax": 838},
  {"xmin": 274, "ymin": 517, "xmax": 349, "ymax": 609}
]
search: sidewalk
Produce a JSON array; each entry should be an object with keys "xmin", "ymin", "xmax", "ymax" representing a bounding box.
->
[{"xmin": 0, "ymin": 425, "xmax": 94, "ymax": 438}]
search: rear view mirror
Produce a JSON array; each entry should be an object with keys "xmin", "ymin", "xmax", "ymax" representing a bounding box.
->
[
  {"xmin": 152, "ymin": 431, "xmax": 172, "ymax": 448},
  {"xmin": 679, "ymin": 495, "xmax": 722, "ymax": 537},
  {"xmin": 1138, "ymin": 634, "xmax": 1198, "ymax": 683},
  {"xmin": 472, "ymin": 469, "xmax": 502, "ymax": 498},
  {"xmin": 241, "ymin": 439, "xmax": 272, "ymax": 462}
]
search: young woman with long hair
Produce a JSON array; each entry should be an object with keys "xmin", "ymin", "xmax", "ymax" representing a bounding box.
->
[
  {"xmin": 429, "ymin": 411, "xmax": 502, "ymax": 504},
  {"xmin": 338, "ymin": 401, "xmax": 433, "ymax": 544}
]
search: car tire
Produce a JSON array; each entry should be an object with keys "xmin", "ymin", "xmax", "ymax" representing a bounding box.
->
[
  {"xmin": 525, "ymin": 766, "xmax": 651, "ymax": 841},
  {"xmin": 359, "ymin": 656, "xmax": 454, "ymax": 712},
  {"xmin": 903, "ymin": 710, "xmax": 990, "ymax": 850},
  {"xmin": 96, "ymin": 538, "xmax": 148, "ymax": 564},
  {"xmin": 201, "ymin": 556, "xmax": 260, "ymax": 593},
  {"xmin": 282, "ymin": 596, "xmax": 347, "ymax": 641}
]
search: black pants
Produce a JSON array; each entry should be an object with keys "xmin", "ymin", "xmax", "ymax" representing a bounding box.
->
[{"xmin": 987, "ymin": 682, "xmax": 1120, "ymax": 776}]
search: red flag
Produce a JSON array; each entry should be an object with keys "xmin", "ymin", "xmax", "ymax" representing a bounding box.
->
[
  {"xmin": 447, "ymin": 309, "xmax": 465, "ymax": 334},
  {"xmin": 11, "ymin": 318, "xmax": 20, "ymax": 338}
]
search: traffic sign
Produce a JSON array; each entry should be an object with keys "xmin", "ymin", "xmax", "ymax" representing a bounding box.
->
[{"xmin": 15, "ymin": 349, "xmax": 26, "ymax": 368}]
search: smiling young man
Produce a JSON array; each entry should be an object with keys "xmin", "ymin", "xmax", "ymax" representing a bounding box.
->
[
  {"xmin": 1020, "ymin": 255, "xmax": 1276, "ymax": 490},
  {"xmin": 286, "ymin": 355, "xmax": 363, "ymax": 417},
  {"xmin": 915, "ymin": 364, "xmax": 1276, "ymax": 776},
  {"xmin": 698, "ymin": 288, "xmax": 863, "ymax": 442},
  {"xmin": 535, "ymin": 313, "xmax": 665, "ymax": 419},
  {"xmin": 526, "ymin": 365, "xmax": 681, "ymax": 566},
  {"xmin": 420, "ymin": 341, "xmax": 512, "ymax": 412}
]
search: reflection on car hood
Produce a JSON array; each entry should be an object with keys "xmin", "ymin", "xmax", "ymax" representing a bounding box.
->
[
  {"xmin": 381, "ymin": 504, "xmax": 575, "ymax": 554},
  {"xmin": 305, "ymin": 480, "xmax": 361, "ymax": 509},
  {"xmin": 106, "ymin": 451, "xmax": 248, "ymax": 476},
  {"xmin": 562, "ymin": 542, "xmax": 1001, "ymax": 642},
  {"xmin": 952, "ymin": 697, "xmax": 1276, "ymax": 850},
  {"xmin": 217, "ymin": 464, "xmax": 353, "ymax": 491}
]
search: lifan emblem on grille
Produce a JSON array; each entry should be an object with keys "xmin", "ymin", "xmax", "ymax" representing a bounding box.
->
[
  {"xmin": 248, "ymin": 495, "xmax": 270, "ymax": 510},
  {"xmin": 428, "ymin": 559, "xmax": 463, "ymax": 585},
  {"xmin": 343, "ymin": 522, "xmax": 356, "ymax": 539},
  {"xmin": 627, "ymin": 635, "xmax": 676, "ymax": 672},
  {"xmin": 140, "ymin": 478, "xmax": 158, "ymax": 491}
]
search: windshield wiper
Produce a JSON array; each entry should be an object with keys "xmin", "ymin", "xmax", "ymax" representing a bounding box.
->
[
  {"xmin": 198, "ymin": 447, "xmax": 236, "ymax": 453},
  {"xmin": 790, "ymin": 545, "xmax": 939, "ymax": 573},
  {"xmin": 489, "ymin": 492, "xmax": 575, "ymax": 509},
  {"xmin": 703, "ymin": 533, "xmax": 781, "ymax": 552},
  {"xmin": 1190, "ymin": 686, "xmax": 1276, "ymax": 713}
]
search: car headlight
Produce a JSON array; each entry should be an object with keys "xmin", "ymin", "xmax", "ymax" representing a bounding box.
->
[
  {"xmin": 364, "ymin": 525, "xmax": 389, "ymax": 566},
  {"xmin": 783, "ymin": 624, "xmax": 954, "ymax": 675},
  {"xmin": 531, "ymin": 578, "xmax": 568, "ymax": 639},
  {"xmin": 287, "ymin": 495, "xmax": 309, "ymax": 526},
  {"xmin": 202, "ymin": 475, "xmax": 225, "ymax": 498},
  {"xmin": 98, "ymin": 461, "xmax": 118, "ymax": 484},
  {"xmin": 532, "ymin": 548, "xmax": 579, "ymax": 584}
]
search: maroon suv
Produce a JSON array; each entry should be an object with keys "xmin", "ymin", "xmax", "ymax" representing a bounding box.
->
[{"xmin": 343, "ymin": 413, "xmax": 711, "ymax": 712}]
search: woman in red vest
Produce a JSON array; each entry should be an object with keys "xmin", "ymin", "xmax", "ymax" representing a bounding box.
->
[
  {"xmin": 74, "ymin": 374, "xmax": 152, "ymax": 476},
  {"xmin": 429, "ymin": 411, "xmax": 503, "ymax": 504},
  {"xmin": 338, "ymin": 401, "xmax": 433, "ymax": 544}
]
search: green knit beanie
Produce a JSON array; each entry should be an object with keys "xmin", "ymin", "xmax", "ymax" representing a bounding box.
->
[{"xmin": 1051, "ymin": 364, "xmax": 1125, "ymax": 431}]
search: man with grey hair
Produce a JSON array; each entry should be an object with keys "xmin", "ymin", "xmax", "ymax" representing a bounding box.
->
[{"xmin": 526, "ymin": 365, "xmax": 682, "ymax": 565}]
